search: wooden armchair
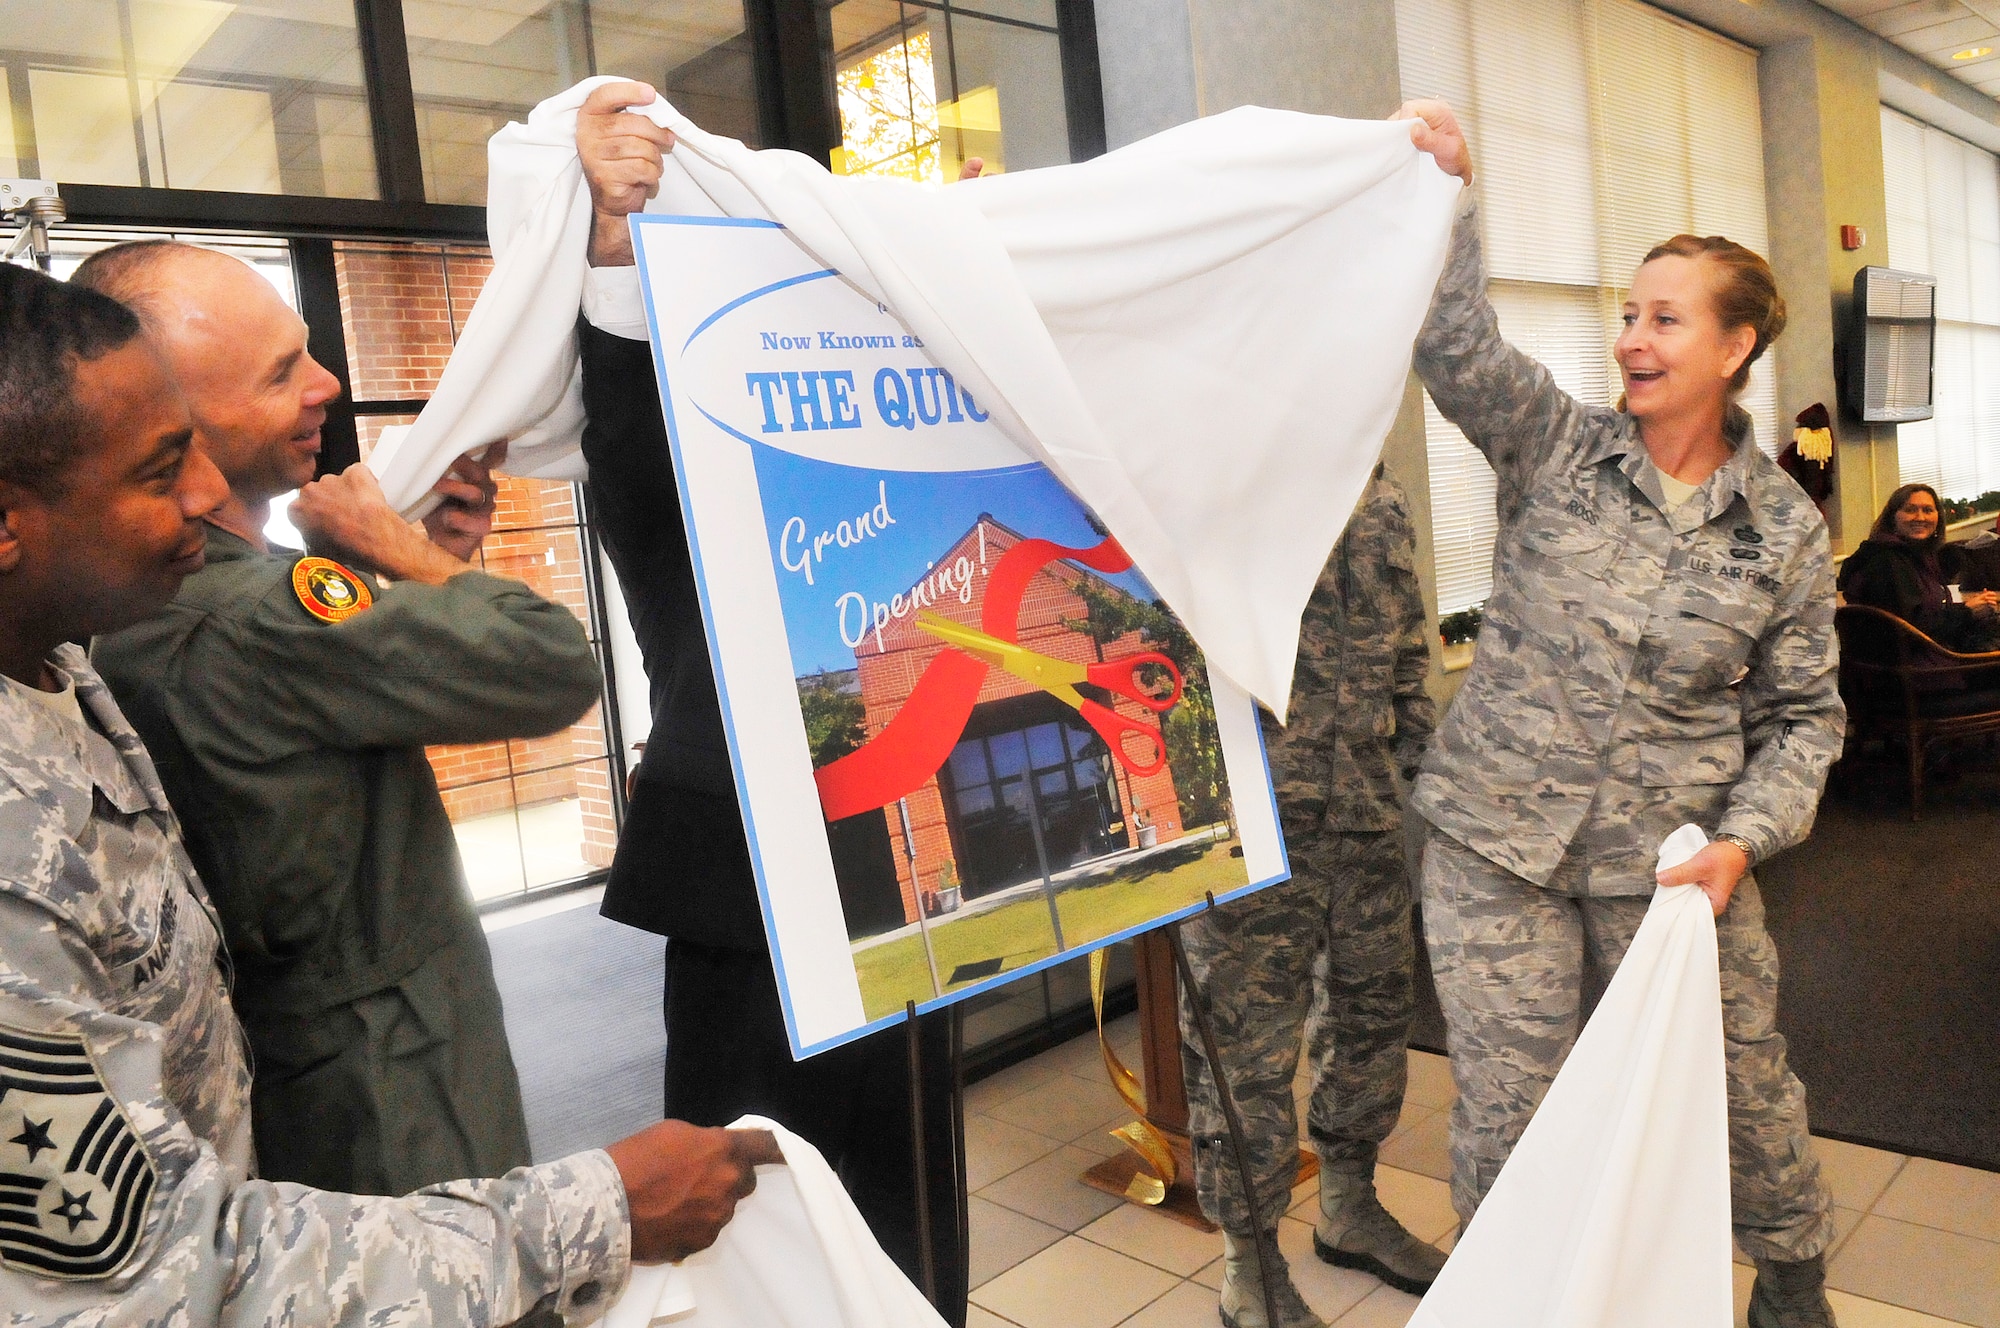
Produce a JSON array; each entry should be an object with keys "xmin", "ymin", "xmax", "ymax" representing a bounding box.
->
[{"xmin": 1834, "ymin": 604, "xmax": 2000, "ymax": 817}]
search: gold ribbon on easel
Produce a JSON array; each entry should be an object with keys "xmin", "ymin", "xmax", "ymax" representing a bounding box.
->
[{"xmin": 1089, "ymin": 948, "xmax": 1177, "ymax": 1204}]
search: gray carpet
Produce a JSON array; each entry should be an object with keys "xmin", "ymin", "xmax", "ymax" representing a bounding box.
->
[
  {"xmin": 486, "ymin": 903, "xmax": 666, "ymax": 1163},
  {"xmin": 1758, "ymin": 773, "xmax": 2000, "ymax": 1171},
  {"xmin": 1406, "ymin": 781, "xmax": 2000, "ymax": 1173}
]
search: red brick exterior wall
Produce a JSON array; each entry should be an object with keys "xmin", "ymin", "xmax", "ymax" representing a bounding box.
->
[
  {"xmin": 853, "ymin": 521, "xmax": 1186, "ymax": 925},
  {"xmin": 334, "ymin": 241, "xmax": 616, "ymax": 873},
  {"xmin": 334, "ymin": 245, "xmax": 491, "ymax": 400}
]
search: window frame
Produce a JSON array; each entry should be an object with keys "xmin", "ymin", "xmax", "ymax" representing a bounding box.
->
[
  {"xmin": 1881, "ymin": 105, "xmax": 2000, "ymax": 501},
  {"xmin": 41, "ymin": 0, "xmax": 1103, "ymax": 239}
]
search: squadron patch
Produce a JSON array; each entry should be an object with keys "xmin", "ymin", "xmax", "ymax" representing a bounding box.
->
[
  {"xmin": 291, "ymin": 557, "xmax": 373, "ymax": 623},
  {"xmin": 0, "ymin": 1024, "xmax": 155, "ymax": 1279}
]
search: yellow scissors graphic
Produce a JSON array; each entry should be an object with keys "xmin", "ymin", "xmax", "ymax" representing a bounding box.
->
[{"xmin": 914, "ymin": 610, "xmax": 1184, "ymax": 776}]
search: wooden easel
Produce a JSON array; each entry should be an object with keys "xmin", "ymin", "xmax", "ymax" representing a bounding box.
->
[{"xmin": 1080, "ymin": 930, "xmax": 1318, "ymax": 1231}]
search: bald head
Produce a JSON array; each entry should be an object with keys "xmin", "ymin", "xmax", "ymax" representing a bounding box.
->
[
  {"xmin": 71, "ymin": 240, "xmax": 341, "ymax": 510},
  {"xmin": 75, "ymin": 242, "xmax": 281, "ymax": 358}
]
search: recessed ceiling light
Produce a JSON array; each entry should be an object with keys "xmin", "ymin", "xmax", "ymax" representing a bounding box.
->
[{"xmin": 1952, "ymin": 45, "xmax": 1993, "ymax": 59}]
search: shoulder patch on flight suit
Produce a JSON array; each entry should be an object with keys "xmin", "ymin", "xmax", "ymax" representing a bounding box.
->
[
  {"xmin": 291, "ymin": 557, "xmax": 373, "ymax": 623},
  {"xmin": 0, "ymin": 1023, "xmax": 156, "ymax": 1280}
]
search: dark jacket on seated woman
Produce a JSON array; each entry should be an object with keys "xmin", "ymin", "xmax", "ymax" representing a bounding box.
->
[
  {"xmin": 1832, "ymin": 488, "xmax": 2000, "ymax": 652},
  {"xmin": 1838, "ymin": 539, "xmax": 1991, "ymax": 649}
]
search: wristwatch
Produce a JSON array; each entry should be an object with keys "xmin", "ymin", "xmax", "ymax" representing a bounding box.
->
[{"xmin": 1716, "ymin": 833, "xmax": 1756, "ymax": 866}]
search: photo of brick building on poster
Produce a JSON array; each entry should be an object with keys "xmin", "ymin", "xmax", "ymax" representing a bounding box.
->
[{"xmin": 764, "ymin": 456, "xmax": 1249, "ymax": 1021}]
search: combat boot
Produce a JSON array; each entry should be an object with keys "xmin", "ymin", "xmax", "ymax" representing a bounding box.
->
[
  {"xmin": 1748, "ymin": 1255, "xmax": 1840, "ymax": 1328},
  {"xmin": 1219, "ymin": 1230, "xmax": 1326, "ymax": 1328},
  {"xmin": 1311, "ymin": 1161, "xmax": 1448, "ymax": 1294}
]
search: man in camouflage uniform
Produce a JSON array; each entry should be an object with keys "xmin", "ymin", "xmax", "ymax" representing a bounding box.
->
[
  {"xmin": 1178, "ymin": 464, "xmax": 1445, "ymax": 1328},
  {"xmin": 0, "ymin": 262, "xmax": 776, "ymax": 1322},
  {"xmin": 1402, "ymin": 102, "xmax": 1843, "ymax": 1328}
]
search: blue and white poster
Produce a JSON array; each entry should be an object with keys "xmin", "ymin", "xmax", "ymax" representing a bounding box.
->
[{"xmin": 632, "ymin": 213, "xmax": 1287, "ymax": 1057}]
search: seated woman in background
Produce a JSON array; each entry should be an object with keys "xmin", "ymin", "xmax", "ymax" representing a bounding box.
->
[{"xmin": 1838, "ymin": 483, "xmax": 2000, "ymax": 652}]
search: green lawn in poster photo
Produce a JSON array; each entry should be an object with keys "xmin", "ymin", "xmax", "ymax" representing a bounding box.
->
[{"xmin": 852, "ymin": 833, "xmax": 1248, "ymax": 1021}]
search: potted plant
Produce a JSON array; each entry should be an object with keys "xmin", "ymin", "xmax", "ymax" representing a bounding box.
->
[{"xmin": 936, "ymin": 860, "xmax": 962, "ymax": 914}]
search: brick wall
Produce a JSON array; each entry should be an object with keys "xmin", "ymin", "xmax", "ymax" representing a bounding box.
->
[
  {"xmin": 853, "ymin": 520, "xmax": 1187, "ymax": 925},
  {"xmin": 334, "ymin": 244, "xmax": 491, "ymax": 400},
  {"xmin": 334, "ymin": 241, "xmax": 617, "ymax": 874}
]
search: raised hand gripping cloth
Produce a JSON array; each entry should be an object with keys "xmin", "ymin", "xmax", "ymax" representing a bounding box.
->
[
  {"xmin": 365, "ymin": 76, "xmax": 1460, "ymax": 716},
  {"xmin": 604, "ymin": 1117, "xmax": 945, "ymax": 1328},
  {"xmin": 1409, "ymin": 825, "xmax": 1732, "ymax": 1328}
]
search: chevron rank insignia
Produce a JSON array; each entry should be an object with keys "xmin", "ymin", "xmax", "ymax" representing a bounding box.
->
[{"xmin": 0, "ymin": 1024, "xmax": 155, "ymax": 1279}]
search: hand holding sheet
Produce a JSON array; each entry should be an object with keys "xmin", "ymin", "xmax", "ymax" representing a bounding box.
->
[{"xmin": 1410, "ymin": 825, "xmax": 1732, "ymax": 1328}]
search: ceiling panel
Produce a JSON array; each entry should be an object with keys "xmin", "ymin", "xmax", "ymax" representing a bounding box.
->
[{"xmin": 1831, "ymin": 0, "xmax": 2000, "ymax": 108}]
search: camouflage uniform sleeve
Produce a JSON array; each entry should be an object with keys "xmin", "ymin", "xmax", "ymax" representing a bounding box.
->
[
  {"xmin": 0, "ymin": 890, "xmax": 632, "ymax": 1328},
  {"xmin": 1383, "ymin": 485, "xmax": 1437, "ymax": 781},
  {"xmin": 1391, "ymin": 591, "xmax": 1437, "ymax": 783},
  {"xmin": 1715, "ymin": 523, "xmax": 1845, "ymax": 865},
  {"xmin": 1411, "ymin": 193, "xmax": 1592, "ymax": 508}
]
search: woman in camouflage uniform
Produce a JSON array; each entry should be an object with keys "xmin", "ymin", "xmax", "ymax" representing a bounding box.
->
[{"xmin": 1398, "ymin": 102, "xmax": 1845, "ymax": 1328}]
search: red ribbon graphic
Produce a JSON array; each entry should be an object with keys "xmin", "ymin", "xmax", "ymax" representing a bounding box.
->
[{"xmin": 813, "ymin": 534, "xmax": 1133, "ymax": 822}]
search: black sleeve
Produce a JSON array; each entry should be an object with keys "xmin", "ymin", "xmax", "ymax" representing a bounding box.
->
[
  {"xmin": 1840, "ymin": 544, "xmax": 1976, "ymax": 648},
  {"xmin": 576, "ymin": 319, "xmax": 765, "ymax": 949},
  {"xmin": 576, "ymin": 318, "xmax": 735, "ymax": 798}
]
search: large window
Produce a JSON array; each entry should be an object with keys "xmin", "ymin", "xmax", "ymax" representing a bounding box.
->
[
  {"xmin": 1396, "ymin": 0, "xmax": 1774, "ymax": 614},
  {"xmin": 1882, "ymin": 107, "xmax": 2000, "ymax": 499},
  {"xmin": 829, "ymin": 0, "xmax": 1070, "ymax": 183},
  {"xmin": 325, "ymin": 240, "xmax": 622, "ymax": 903},
  {"xmin": 406, "ymin": 1, "xmax": 761, "ymax": 205},
  {"xmin": 2, "ymin": 1, "xmax": 378, "ymax": 197},
  {"xmin": 4, "ymin": 0, "xmax": 1103, "ymax": 250}
]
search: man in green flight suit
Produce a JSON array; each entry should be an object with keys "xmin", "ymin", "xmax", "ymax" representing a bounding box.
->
[{"xmin": 84, "ymin": 242, "xmax": 603, "ymax": 1195}]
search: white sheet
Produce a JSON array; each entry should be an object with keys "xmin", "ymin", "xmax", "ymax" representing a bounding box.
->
[
  {"xmin": 603, "ymin": 1117, "xmax": 944, "ymax": 1328},
  {"xmin": 1409, "ymin": 825, "xmax": 1733, "ymax": 1328},
  {"xmin": 364, "ymin": 76, "xmax": 1460, "ymax": 716}
]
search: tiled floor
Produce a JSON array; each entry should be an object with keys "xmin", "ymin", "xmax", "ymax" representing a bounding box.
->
[{"xmin": 966, "ymin": 1015, "xmax": 2000, "ymax": 1328}]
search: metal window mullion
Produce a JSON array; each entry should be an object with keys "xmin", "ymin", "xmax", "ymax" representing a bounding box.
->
[
  {"xmin": 354, "ymin": 0, "xmax": 427, "ymax": 204},
  {"xmin": 577, "ymin": 484, "xmax": 630, "ymax": 836},
  {"xmin": 1056, "ymin": 0, "xmax": 1106, "ymax": 162},
  {"xmin": 5, "ymin": 59, "xmax": 40, "ymax": 177},
  {"xmin": 751, "ymin": 0, "xmax": 842, "ymax": 160},
  {"xmin": 290, "ymin": 238, "xmax": 363, "ymax": 477}
]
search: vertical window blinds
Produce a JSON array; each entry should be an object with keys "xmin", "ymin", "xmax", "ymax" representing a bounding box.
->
[
  {"xmin": 1397, "ymin": 0, "xmax": 1774, "ymax": 614},
  {"xmin": 1881, "ymin": 107, "xmax": 2000, "ymax": 501}
]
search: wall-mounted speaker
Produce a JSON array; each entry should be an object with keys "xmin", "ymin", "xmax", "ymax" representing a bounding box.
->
[{"xmin": 1845, "ymin": 266, "xmax": 1936, "ymax": 424}]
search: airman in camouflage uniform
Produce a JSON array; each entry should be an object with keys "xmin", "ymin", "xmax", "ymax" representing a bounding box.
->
[
  {"xmin": 0, "ymin": 650, "xmax": 630, "ymax": 1323},
  {"xmin": 1408, "ymin": 190, "xmax": 1841, "ymax": 1290},
  {"xmin": 1178, "ymin": 465, "xmax": 1444, "ymax": 1328},
  {"xmin": 0, "ymin": 262, "xmax": 771, "ymax": 1325}
]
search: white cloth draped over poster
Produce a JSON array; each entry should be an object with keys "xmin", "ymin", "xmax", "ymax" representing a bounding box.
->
[
  {"xmin": 603, "ymin": 1117, "xmax": 945, "ymax": 1328},
  {"xmin": 364, "ymin": 75, "xmax": 1460, "ymax": 715},
  {"xmin": 1410, "ymin": 824, "xmax": 1733, "ymax": 1328}
]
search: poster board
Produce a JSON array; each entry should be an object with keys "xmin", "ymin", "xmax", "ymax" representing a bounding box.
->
[{"xmin": 632, "ymin": 213, "xmax": 1288, "ymax": 1057}]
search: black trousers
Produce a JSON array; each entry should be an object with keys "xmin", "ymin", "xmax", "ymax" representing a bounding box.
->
[{"xmin": 662, "ymin": 939, "xmax": 968, "ymax": 1327}]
